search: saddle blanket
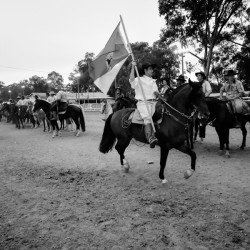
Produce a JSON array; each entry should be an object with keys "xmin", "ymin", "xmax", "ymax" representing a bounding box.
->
[
  {"xmin": 127, "ymin": 109, "xmax": 162, "ymax": 125},
  {"xmin": 226, "ymin": 98, "xmax": 250, "ymax": 115}
]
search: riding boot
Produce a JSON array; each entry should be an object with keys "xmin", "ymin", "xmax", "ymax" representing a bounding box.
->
[
  {"xmin": 144, "ymin": 123, "xmax": 158, "ymax": 148},
  {"xmin": 234, "ymin": 115, "xmax": 241, "ymax": 128}
]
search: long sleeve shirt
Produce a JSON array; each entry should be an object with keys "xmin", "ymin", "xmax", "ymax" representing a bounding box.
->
[
  {"xmin": 129, "ymin": 75, "xmax": 158, "ymax": 100},
  {"xmin": 220, "ymin": 80, "xmax": 244, "ymax": 99}
]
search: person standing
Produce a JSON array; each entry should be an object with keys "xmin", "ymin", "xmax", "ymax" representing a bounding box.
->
[
  {"xmin": 195, "ymin": 71, "xmax": 212, "ymax": 141},
  {"xmin": 129, "ymin": 61, "xmax": 159, "ymax": 148}
]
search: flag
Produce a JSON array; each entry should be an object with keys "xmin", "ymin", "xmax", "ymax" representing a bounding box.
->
[{"xmin": 88, "ymin": 22, "xmax": 129, "ymax": 94}]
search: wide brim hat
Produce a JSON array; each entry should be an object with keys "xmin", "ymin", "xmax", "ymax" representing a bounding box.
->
[
  {"xmin": 17, "ymin": 96, "xmax": 21, "ymax": 99},
  {"xmin": 224, "ymin": 69, "xmax": 237, "ymax": 76},
  {"xmin": 139, "ymin": 62, "xmax": 157, "ymax": 76},
  {"xmin": 195, "ymin": 71, "xmax": 206, "ymax": 79},
  {"xmin": 50, "ymin": 91, "xmax": 56, "ymax": 95},
  {"xmin": 176, "ymin": 75, "xmax": 186, "ymax": 82}
]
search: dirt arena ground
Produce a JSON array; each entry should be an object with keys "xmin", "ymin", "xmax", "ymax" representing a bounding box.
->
[{"xmin": 0, "ymin": 112, "xmax": 249, "ymax": 250}]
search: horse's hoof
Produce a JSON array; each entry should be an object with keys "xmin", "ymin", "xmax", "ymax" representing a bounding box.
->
[
  {"xmin": 162, "ymin": 179, "xmax": 168, "ymax": 184},
  {"xmin": 184, "ymin": 169, "xmax": 194, "ymax": 179},
  {"xmin": 218, "ymin": 150, "xmax": 224, "ymax": 156},
  {"xmin": 122, "ymin": 159, "xmax": 130, "ymax": 173}
]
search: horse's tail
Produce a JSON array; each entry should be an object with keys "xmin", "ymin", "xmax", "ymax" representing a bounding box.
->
[
  {"xmin": 99, "ymin": 114, "xmax": 116, "ymax": 154},
  {"xmin": 79, "ymin": 105, "xmax": 86, "ymax": 132}
]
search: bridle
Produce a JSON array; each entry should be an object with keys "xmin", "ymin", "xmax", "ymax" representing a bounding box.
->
[{"xmin": 158, "ymin": 95, "xmax": 197, "ymax": 129}]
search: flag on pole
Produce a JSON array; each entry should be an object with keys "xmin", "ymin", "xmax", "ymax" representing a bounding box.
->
[{"xmin": 88, "ymin": 22, "xmax": 130, "ymax": 94}]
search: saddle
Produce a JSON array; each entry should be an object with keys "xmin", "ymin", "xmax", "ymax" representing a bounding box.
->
[
  {"xmin": 121, "ymin": 107, "xmax": 163, "ymax": 127},
  {"xmin": 225, "ymin": 99, "xmax": 250, "ymax": 115}
]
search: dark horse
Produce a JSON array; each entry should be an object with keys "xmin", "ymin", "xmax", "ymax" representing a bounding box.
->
[
  {"xmin": 0, "ymin": 103, "xmax": 29, "ymax": 129},
  {"xmin": 112, "ymin": 96, "xmax": 137, "ymax": 112},
  {"xmin": 197, "ymin": 97, "xmax": 250, "ymax": 157},
  {"xmin": 99, "ymin": 80, "xmax": 209, "ymax": 183},
  {"xmin": 33, "ymin": 99, "xmax": 86, "ymax": 136}
]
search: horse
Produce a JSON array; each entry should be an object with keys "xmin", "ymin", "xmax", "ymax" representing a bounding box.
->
[
  {"xmin": 112, "ymin": 96, "xmax": 137, "ymax": 112},
  {"xmin": 33, "ymin": 108, "xmax": 51, "ymax": 132},
  {"xmin": 99, "ymin": 80, "xmax": 210, "ymax": 183},
  {"xmin": 33, "ymin": 99, "xmax": 86, "ymax": 137},
  {"xmin": 196, "ymin": 97, "xmax": 250, "ymax": 157},
  {"xmin": 0, "ymin": 103, "xmax": 22, "ymax": 128}
]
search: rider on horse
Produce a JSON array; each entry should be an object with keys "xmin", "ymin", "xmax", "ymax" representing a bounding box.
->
[
  {"xmin": 50, "ymin": 90, "xmax": 67, "ymax": 113},
  {"xmin": 129, "ymin": 61, "xmax": 159, "ymax": 148},
  {"xmin": 47, "ymin": 91, "xmax": 56, "ymax": 103},
  {"xmin": 219, "ymin": 69, "xmax": 247, "ymax": 127},
  {"xmin": 176, "ymin": 74, "xmax": 186, "ymax": 87}
]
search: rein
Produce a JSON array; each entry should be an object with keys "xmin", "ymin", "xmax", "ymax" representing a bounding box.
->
[
  {"xmin": 158, "ymin": 95, "xmax": 197, "ymax": 149},
  {"xmin": 158, "ymin": 95, "xmax": 196, "ymax": 128}
]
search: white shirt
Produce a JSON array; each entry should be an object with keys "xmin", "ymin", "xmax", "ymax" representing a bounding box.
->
[
  {"xmin": 130, "ymin": 75, "xmax": 158, "ymax": 100},
  {"xmin": 202, "ymin": 80, "xmax": 212, "ymax": 96},
  {"xmin": 47, "ymin": 96, "xmax": 56, "ymax": 103},
  {"xmin": 16, "ymin": 99, "xmax": 23, "ymax": 106}
]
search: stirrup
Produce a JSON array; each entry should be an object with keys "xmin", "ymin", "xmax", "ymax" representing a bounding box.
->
[{"xmin": 149, "ymin": 137, "xmax": 158, "ymax": 148}]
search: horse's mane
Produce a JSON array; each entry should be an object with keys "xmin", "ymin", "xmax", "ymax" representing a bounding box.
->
[
  {"xmin": 166, "ymin": 84, "xmax": 188, "ymax": 101},
  {"xmin": 37, "ymin": 98, "xmax": 50, "ymax": 104}
]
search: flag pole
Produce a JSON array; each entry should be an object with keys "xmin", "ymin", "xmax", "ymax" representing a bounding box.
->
[{"xmin": 120, "ymin": 15, "xmax": 156, "ymax": 132}]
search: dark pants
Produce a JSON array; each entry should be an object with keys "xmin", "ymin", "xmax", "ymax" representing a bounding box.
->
[{"xmin": 50, "ymin": 100, "xmax": 67, "ymax": 113}]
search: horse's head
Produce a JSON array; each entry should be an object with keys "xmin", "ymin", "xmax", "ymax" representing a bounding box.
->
[
  {"xmin": 188, "ymin": 79, "xmax": 210, "ymax": 119},
  {"xmin": 33, "ymin": 99, "xmax": 42, "ymax": 113},
  {"xmin": 112, "ymin": 97, "xmax": 136, "ymax": 112},
  {"xmin": 0, "ymin": 103, "xmax": 9, "ymax": 112}
]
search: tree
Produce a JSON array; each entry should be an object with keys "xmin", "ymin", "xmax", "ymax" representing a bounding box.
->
[
  {"xmin": 107, "ymin": 41, "xmax": 179, "ymax": 97},
  {"xmin": 29, "ymin": 75, "xmax": 49, "ymax": 93},
  {"xmin": 68, "ymin": 52, "xmax": 97, "ymax": 93},
  {"xmin": 235, "ymin": 25, "xmax": 250, "ymax": 90},
  {"xmin": 159, "ymin": 0, "xmax": 248, "ymax": 77},
  {"xmin": 47, "ymin": 71, "xmax": 64, "ymax": 91}
]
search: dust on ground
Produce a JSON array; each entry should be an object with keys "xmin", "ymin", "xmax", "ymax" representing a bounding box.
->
[{"xmin": 0, "ymin": 112, "xmax": 249, "ymax": 250}]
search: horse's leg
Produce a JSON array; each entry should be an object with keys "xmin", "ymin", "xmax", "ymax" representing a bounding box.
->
[
  {"xmin": 190, "ymin": 122, "xmax": 194, "ymax": 149},
  {"xmin": 215, "ymin": 127, "xmax": 225, "ymax": 155},
  {"xmin": 176, "ymin": 144, "xmax": 196, "ymax": 179},
  {"xmin": 72, "ymin": 116, "xmax": 80, "ymax": 137},
  {"xmin": 55, "ymin": 121, "xmax": 60, "ymax": 136},
  {"xmin": 240, "ymin": 121, "xmax": 247, "ymax": 150},
  {"xmin": 51, "ymin": 121, "xmax": 57, "ymax": 138},
  {"xmin": 115, "ymin": 137, "xmax": 131, "ymax": 173},
  {"xmin": 43, "ymin": 118, "xmax": 46, "ymax": 132},
  {"xmin": 194, "ymin": 118, "xmax": 199, "ymax": 142},
  {"xmin": 224, "ymin": 129, "xmax": 230, "ymax": 158},
  {"xmin": 159, "ymin": 143, "xmax": 169, "ymax": 183}
]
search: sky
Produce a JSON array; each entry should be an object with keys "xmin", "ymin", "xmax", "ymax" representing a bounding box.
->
[{"xmin": 0, "ymin": 0, "xmax": 166, "ymax": 86}]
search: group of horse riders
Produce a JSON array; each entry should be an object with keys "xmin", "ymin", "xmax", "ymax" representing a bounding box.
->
[
  {"xmin": 2, "ymin": 90, "xmax": 68, "ymax": 125},
  {"xmin": 128, "ymin": 61, "xmax": 249, "ymax": 148}
]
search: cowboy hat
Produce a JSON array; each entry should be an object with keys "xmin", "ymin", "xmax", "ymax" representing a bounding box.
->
[
  {"xmin": 176, "ymin": 75, "xmax": 186, "ymax": 82},
  {"xmin": 195, "ymin": 71, "xmax": 206, "ymax": 79},
  {"xmin": 224, "ymin": 69, "xmax": 237, "ymax": 76},
  {"xmin": 17, "ymin": 96, "xmax": 21, "ymax": 99},
  {"xmin": 50, "ymin": 91, "xmax": 56, "ymax": 95}
]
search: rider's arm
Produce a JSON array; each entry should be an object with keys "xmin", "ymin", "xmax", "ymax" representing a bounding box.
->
[
  {"xmin": 153, "ymin": 81, "xmax": 159, "ymax": 98},
  {"xmin": 129, "ymin": 61, "xmax": 137, "ymax": 88},
  {"xmin": 219, "ymin": 85, "xmax": 225, "ymax": 99},
  {"xmin": 205, "ymin": 81, "xmax": 212, "ymax": 97}
]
